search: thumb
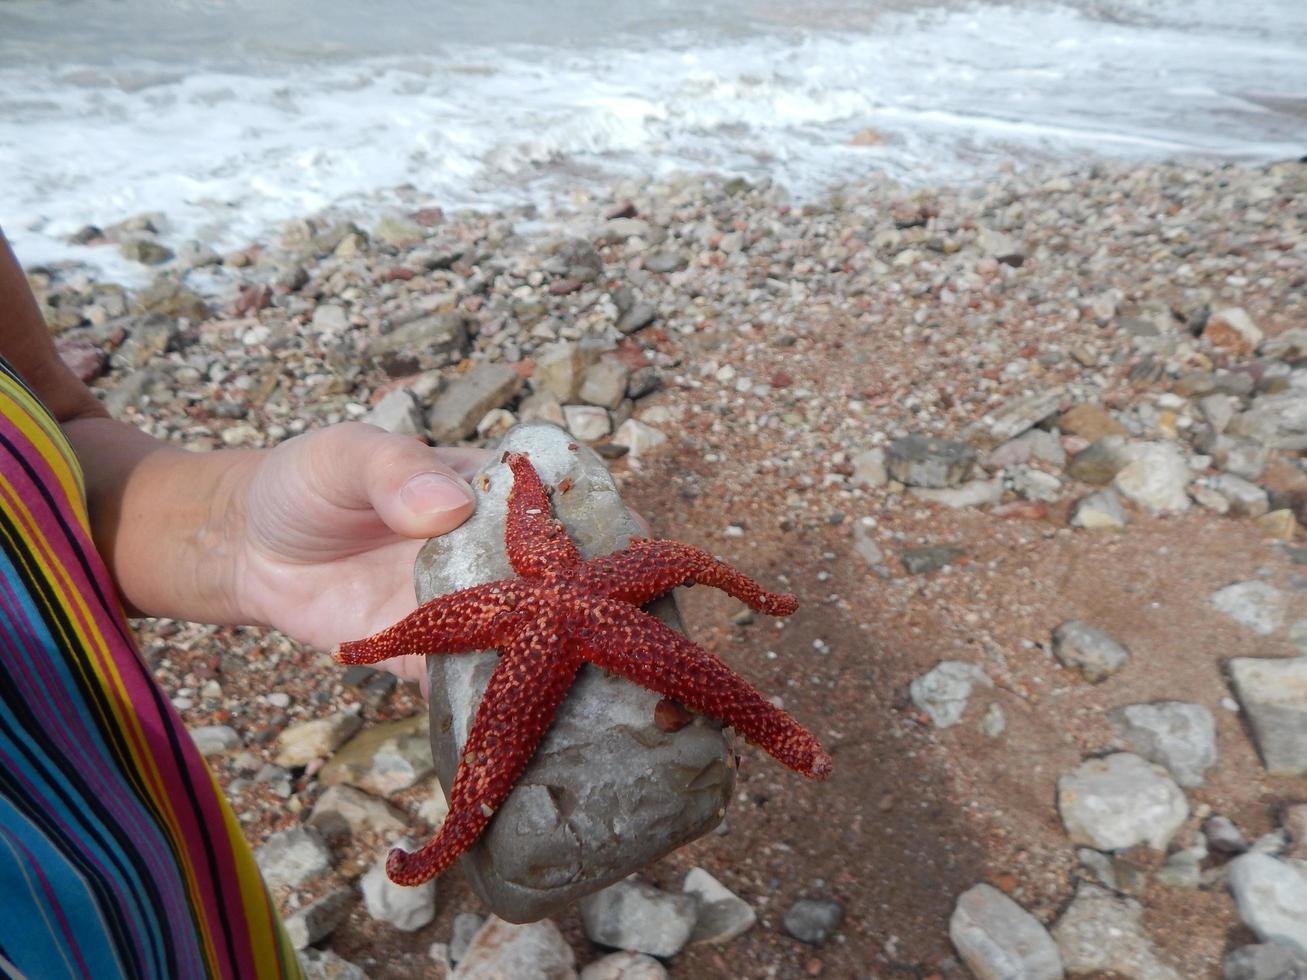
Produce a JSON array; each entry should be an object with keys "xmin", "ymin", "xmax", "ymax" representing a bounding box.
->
[{"xmin": 319, "ymin": 423, "xmax": 478, "ymax": 539}]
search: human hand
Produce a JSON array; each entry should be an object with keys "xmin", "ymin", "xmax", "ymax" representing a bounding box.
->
[{"xmin": 234, "ymin": 422, "xmax": 492, "ymax": 694}]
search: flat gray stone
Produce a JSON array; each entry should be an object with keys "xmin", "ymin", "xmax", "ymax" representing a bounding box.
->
[
  {"xmin": 682, "ymin": 867, "xmax": 756, "ymax": 944},
  {"xmin": 299, "ymin": 948, "xmax": 369, "ymax": 980},
  {"xmin": 1109, "ymin": 701, "xmax": 1217, "ymax": 787},
  {"xmin": 949, "ymin": 883, "xmax": 1062, "ymax": 980},
  {"xmin": 967, "ymin": 388, "xmax": 1065, "ymax": 446},
  {"xmin": 452, "ymin": 917, "xmax": 577, "ymax": 979},
  {"xmin": 284, "ymin": 887, "xmax": 354, "ymax": 950},
  {"xmin": 1229, "ymin": 854, "xmax": 1307, "ymax": 953},
  {"xmin": 427, "ymin": 363, "xmax": 524, "ymax": 443},
  {"xmin": 1222, "ymin": 942, "xmax": 1307, "ymax": 980},
  {"xmin": 1229, "ymin": 658, "xmax": 1307, "ymax": 776},
  {"xmin": 782, "ymin": 898, "xmax": 843, "ymax": 946},
  {"xmin": 1066, "ymin": 436, "xmax": 1133, "ymax": 486},
  {"xmin": 1213, "ymin": 582, "xmax": 1287, "ymax": 636},
  {"xmin": 580, "ymin": 952, "xmax": 666, "ymax": 980},
  {"xmin": 255, "ymin": 826, "xmax": 332, "ymax": 891},
  {"xmin": 307, "ymin": 784, "xmax": 408, "ymax": 839},
  {"xmin": 363, "ymin": 388, "xmax": 425, "ymax": 437},
  {"xmin": 1052, "ymin": 883, "xmax": 1181, "ymax": 979},
  {"xmin": 189, "ymin": 724, "xmax": 241, "ymax": 757},
  {"xmin": 579, "ymin": 359, "xmax": 631, "ymax": 411},
  {"xmin": 361, "ymin": 838, "xmax": 436, "ymax": 932},
  {"xmin": 1070, "ymin": 488, "xmax": 1129, "ymax": 530},
  {"xmin": 1052, "ymin": 621, "xmax": 1130, "ymax": 683},
  {"xmin": 1113, "ymin": 442, "xmax": 1191, "ymax": 513},
  {"xmin": 886, "ymin": 435, "xmax": 977, "ymax": 488},
  {"xmin": 579, "ymin": 877, "xmax": 697, "ymax": 958},
  {"xmin": 909, "ymin": 661, "xmax": 991, "ymax": 728},
  {"xmin": 908, "ymin": 479, "xmax": 1003, "ymax": 509},
  {"xmin": 1057, "ymin": 753, "xmax": 1188, "ymax": 851},
  {"xmin": 419, "ymin": 423, "xmax": 733, "ymax": 922},
  {"xmin": 449, "ymin": 911, "xmax": 486, "ymax": 966},
  {"xmin": 366, "ymin": 311, "xmax": 470, "ymax": 370}
]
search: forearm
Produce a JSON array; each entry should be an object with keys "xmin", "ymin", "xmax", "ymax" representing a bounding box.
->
[{"xmin": 65, "ymin": 417, "xmax": 263, "ymax": 625}]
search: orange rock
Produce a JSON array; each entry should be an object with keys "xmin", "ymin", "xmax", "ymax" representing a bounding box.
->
[{"xmin": 1060, "ymin": 403, "xmax": 1127, "ymax": 441}]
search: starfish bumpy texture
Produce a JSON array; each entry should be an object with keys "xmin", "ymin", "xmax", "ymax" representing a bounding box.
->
[{"xmin": 335, "ymin": 451, "xmax": 832, "ymax": 886}]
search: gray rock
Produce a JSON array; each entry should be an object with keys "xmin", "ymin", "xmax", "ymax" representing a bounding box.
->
[
  {"xmin": 616, "ymin": 303, "xmax": 656, "ymax": 334},
  {"xmin": 130, "ymin": 280, "xmax": 210, "ymax": 321},
  {"xmin": 1223, "ymin": 943, "xmax": 1307, "ymax": 980},
  {"xmin": 782, "ymin": 898, "xmax": 843, "ymax": 946},
  {"xmin": 120, "ymin": 238, "xmax": 173, "ymax": 265},
  {"xmin": 579, "ymin": 877, "xmax": 697, "ymax": 958},
  {"xmin": 979, "ymin": 703, "xmax": 1006, "ymax": 737},
  {"xmin": 1230, "ymin": 393, "xmax": 1307, "ymax": 451},
  {"xmin": 909, "ymin": 661, "xmax": 992, "ymax": 728},
  {"xmin": 255, "ymin": 826, "xmax": 332, "ymax": 890},
  {"xmin": 428, "ymin": 363, "xmax": 524, "ymax": 443},
  {"xmin": 885, "ymin": 435, "xmax": 978, "ymax": 488},
  {"xmin": 901, "ymin": 544, "xmax": 966, "ymax": 575},
  {"xmin": 299, "ymin": 948, "xmax": 369, "ymax": 980},
  {"xmin": 1057, "ymin": 753, "xmax": 1189, "ymax": 851},
  {"xmin": 563, "ymin": 404, "xmax": 612, "ymax": 442},
  {"xmin": 114, "ymin": 314, "xmax": 179, "ymax": 368},
  {"xmin": 1213, "ymin": 582, "xmax": 1287, "ymax": 636},
  {"xmin": 1066, "ymin": 436, "xmax": 1133, "ymax": 486},
  {"xmin": 1011, "ymin": 466, "xmax": 1063, "ymax": 503},
  {"xmin": 1109, "ymin": 701, "xmax": 1216, "ymax": 787},
  {"xmin": 1154, "ymin": 847, "xmax": 1203, "ymax": 889},
  {"xmin": 1077, "ymin": 847, "xmax": 1119, "ymax": 891},
  {"xmin": 967, "ymin": 389, "xmax": 1065, "ymax": 446},
  {"xmin": 610, "ymin": 419, "xmax": 666, "ymax": 458},
  {"xmin": 909, "ymin": 479, "xmax": 1003, "ymax": 509},
  {"xmin": 190, "ymin": 724, "xmax": 241, "ymax": 756},
  {"xmin": 361, "ymin": 838, "xmax": 436, "ymax": 931},
  {"xmin": 1211, "ymin": 435, "xmax": 1271, "ymax": 480},
  {"xmin": 1070, "ymin": 488, "xmax": 1129, "ymax": 530},
  {"xmin": 284, "ymin": 887, "xmax": 354, "ymax": 950},
  {"xmin": 1229, "ymin": 658, "xmax": 1307, "ymax": 776},
  {"xmin": 1052, "ymin": 883, "xmax": 1181, "ymax": 979},
  {"xmin": 418, "ymin": 424, "xmax": 733, "ymax": 922},
  {"xmin": 948, "ymin": 883, "xmax": 1063, "ymax": 980},
  {"xmin": 851, "ymin": 523, "xmax": 884, "ymax": 566},
  {"xmin": 579, "ymin": 359, "xmax": 631, "ymax": 411},
  {"xmin": 1113, "ymin": 443, "xmax": 1191, "ymax": 513},
  {"xmin": 682, "ymin": 867, "xmax": 756, "ymax": 944},
  {"xmin": 318, "ymin": 714, "xmax": 434, "ymax": 797},
  {"xmin": 1206, "ymin": 815, "xmax": 1251, "ymax": 855},
  {"xmin": 1229, "ymin": 854, "xmax": 1307, "ymax": 953},
  {"xmin": 275, "ymin": 711, "xmax": 364, "ymax": 768},
  {"xmin": 1208, "ymin": 474, "xmax": 1271, "ymax": 518},
  {"xmin": 453, "ymin": 917, "xmax": 577, "ymax": 979},
  {"xmin": 1052, "ymin": 621, "xmax": 1130, "ymax": 683},
  {"xmin": 625, "ymin": 366, "xmax": 661, "ymax": 400},
  {"xmin": 850, "ymin": 447, "xmax": 888, "ymax": 487},
  {"xmin": 450, "ymin": 912, "xmax": 486, "ymax": 965},
  {"xmin": 363, "ymin": 388, "xmax": 425, "ymax": 437},
  {"xmin": 1200, "ymin": 394, "xmax": 1238, "ymax": 434},
  {"xmin": 534, "ymin": 342, "xmax": 592, "ymax": 402},
  {"xmin": 643, "ymin": 251, "xmax": 685, "ymax": 274},
  {"xmin": 580, "ymin": 952, "xmax": 666, "ymax": 980},
  {"xmin": 307, "ymin": 784, "xmax": 408, "ymax": 839}
]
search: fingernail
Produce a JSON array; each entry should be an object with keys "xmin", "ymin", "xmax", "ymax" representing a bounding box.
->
[{"xmin": 400, "ymin": 472, "xmax": 473, "ymax": 516}]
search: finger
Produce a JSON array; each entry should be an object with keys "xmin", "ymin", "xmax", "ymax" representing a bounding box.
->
[{"xmin": 310, "ymin": 422, "xmax": 477, "ymax": 538}]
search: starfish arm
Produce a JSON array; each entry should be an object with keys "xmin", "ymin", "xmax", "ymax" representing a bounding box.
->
[
  {"xmin": 576, "ymin": 599, "xmax": 831, "ymax": 779},
  {"xmin": 333, "ymin": 580, "xmax": 526, "ymax": 665},
  {"xmin": 502, "ymin": 451, "xmax": 582, "ymax": 577},
  {"xmin": 384, "ymin": 619, "xmax": 580, "ymax": 885},
  {"xmin": 580, "ymin": 538, "xmax": 798, "ymax": 617}
]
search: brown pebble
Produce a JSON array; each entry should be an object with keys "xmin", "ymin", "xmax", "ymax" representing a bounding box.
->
[{"xmin": 654, "ymin": 698, "xmax": 693, "ymax": 732}]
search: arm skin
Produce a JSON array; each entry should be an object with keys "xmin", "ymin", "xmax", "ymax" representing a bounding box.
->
[{"xmin": 1, "ymin": 234, "xmax": 484, "ymax": 651}]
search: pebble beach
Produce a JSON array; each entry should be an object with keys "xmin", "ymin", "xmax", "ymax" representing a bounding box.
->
[{"xmin": 23, "ymin": 153, "xmax": 1307, "ymax": 977}]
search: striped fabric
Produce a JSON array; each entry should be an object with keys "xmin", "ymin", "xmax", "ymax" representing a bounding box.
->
[{"xmin": 0, "ymin": 359, "xmax": 298, "ymax": 979}]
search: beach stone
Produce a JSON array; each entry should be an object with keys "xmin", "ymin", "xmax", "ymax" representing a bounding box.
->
[
  {"xmin": 966, "ymin": 388, "xmax": 1064, "ymax": 446},
  {"xmin": 299, "ymin": 949, "xmax": 369, "ymax": 980},
  {"xmin": 885, "ymin": 435, "xmax": 977, "ymax": 487},
  {"xmin": 901, "ymin": 544, "xmax": 966, "ymax": 575},
  {"xmin": 1206, "ymin": 815, "xmax": 1251, "ymax": 855},
  {"xmin": 311, "ymin": 303, "xmax": 349, "ymax": 333},
  {"xmin": 1229, "ymin": 658, "xmax": 1307, "ymax": 775},
  {"xmin": 535, "ymin": 342, "xmax": 592, "ymax": 402},
  {"xmin": 114, "ymin": 314, "xmax": 179, "ymax": 368},
  {"xmin": 1213, "ymin": 582, "xmax": 1287, "ymax": 636},
  {"xmin": 949, "ymin": 883, "xmax": 1062, "ymax": 980},
  {"xmin": 1066, "ymin": 436, "xmax": 1133, "ymax": 486},
  {"xmin": 643, "ymin": 250, "xmax": 685, "ymax": 274},
  {"xmin": 1070, "ymin": 488, "xmax": 1129, "ymax": 530},
  {"xmin": 1209, "ymin": 474, "xmax": 1271, "ymax": 517},
  {"xmin": 363, "ymin": 388, "xmax": 425, "ymax": 436},
  {"xmin": 579, "ymin": 359, "xmax": 631, "ymax": 410},
  {"xmin": 579, "ymin": 878, "xmax": 697, "ymax": 958},
  {"xmin": 909, "ymin": 661, "xmax": 991, "ymax": 728},
  {"xmin": 417, "ymin": 424, "xmax": 733, "ymax": 922},
  {"xmin": 909, "ymin": 479, "xmax": 1003, "ymax": 509},
  {"xmin": 1212, "ymin": 435, "xmax": 1271, "ymax": 480},
  {"xmin": 1052, "ymin": 621, "xmax": 1130, "ymax": 683},
  {"xmin": 563, "ymin": 404, "xmax": 611, "ymax": 441},
  {"xmin": 625, "ymin": 366, "xmax": 660, "ymax": 400},
  {"xmin": 284, "ymin": 887, "xmax": 354, "ymax": 950},
  {"xmin": 318, "ymin": 714, "xmax": 434, "ymax": 797},
  {"xmin": 190, "ymin": 724, "xmax": 241, "ymax": 756},
  {"xmin": 1057, "ymin": 753, "xmax": 1188, "ymax": 851},
  {"xmin": 361, "ymin": 839, "xmax": 436, "ymax": 931},
  {"xmin": 477, "ymin": 408, "xmax": 518, "ymax": 441},
  {"xmin": 130, "ymin": 280, "xmax": 210, "ymax": 321},
  {"xmin": 1113, "ymin": 443, "xmax": 1191, "ymax": 513},
  {"xmin": 1230, "ymin": 393, "xmax": 1307, "ymax": 451},
  {"xmin": 1011, "ymin": 467, "xmax": 1063, "ymax": 503},
  {"xmin": 1051, "ymin": 883, "xmax": 1181, "ymax": 979},
  {"xmin": 1201, "ymin": 394, "xmax": 1238, "ymax": 433},
  {"xmin": 1222, "ymin": 943, "xmax": 1307, "ymax": 980},
  {"xmin": 616, "ymin": 303, "xmax": 656, "ymax": 334},
  {"xmin": 1155, "ymin": 847, "xmax": 1203, "ymax": 889},
  {"xmin": 579, "ymin": 952, "xmax": 666, "ymax": 980},
  {"xmin": 274, "ymin": 711, "xmax": 364, "ymax": 768},
  {"xmin": 1206, "ymin": 307, "xmax": 1264, "ymax": 354},
  {"xmin": 367, "ymin": 313, "xmax": 471, "ymax": 373},
  {"xmin": 610, "ymin": 419, "xmax": 666, "ymax": 458},
  {"xmin": 1061, "ymin": 404, "xmax": 1127, "ymax": 441},
  {"xmin": 1228, "ymin": 854, "xmax": 1307, "ymax": 953},
  {"xmin": 449, "ymin": 912, "xmax": 486, "ymax": 966},
  {"xmin": 1109, "ymin": 702, "xmax": 1216, "ymax": 787},
  {"xmin": 850, "ymin": 447, "xmax": 888, "ymax": 487},
  {"xmin": 453, "ymin": 917, "xmax": 577, "ymax": 979},
  {"xmin": 307, "ymin": 784, "xmax": 408, "ymax": 839},
  {"xmin": 255, "ymin": 826, "xmax": 332, "ymax": 890},
  {"xmin": 120, "ymin": 238, "xmax": 173, "ymax": 265},
  {"xmin": 782, "ymin": 898, "xmax": 844, "ymax": 946},
  {"xmin": 1257, "ymin": 510, "xmax": 1299, "ymax": 540},
  {"xmin": 682, "ymin": 867, "xmax": 756, "ymax": 944},
  {"xmin": 373, "ymin": 215, "xmax": 426, "ymax": 247},
  {"xmin": 428, "ymin": 363, "xmax": 524, "ymax": 443}
]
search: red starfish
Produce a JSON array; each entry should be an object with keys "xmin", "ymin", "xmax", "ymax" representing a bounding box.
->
[{"xmin": 335, "ymin": 452, "xmax": 832, "ymax": 886}]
